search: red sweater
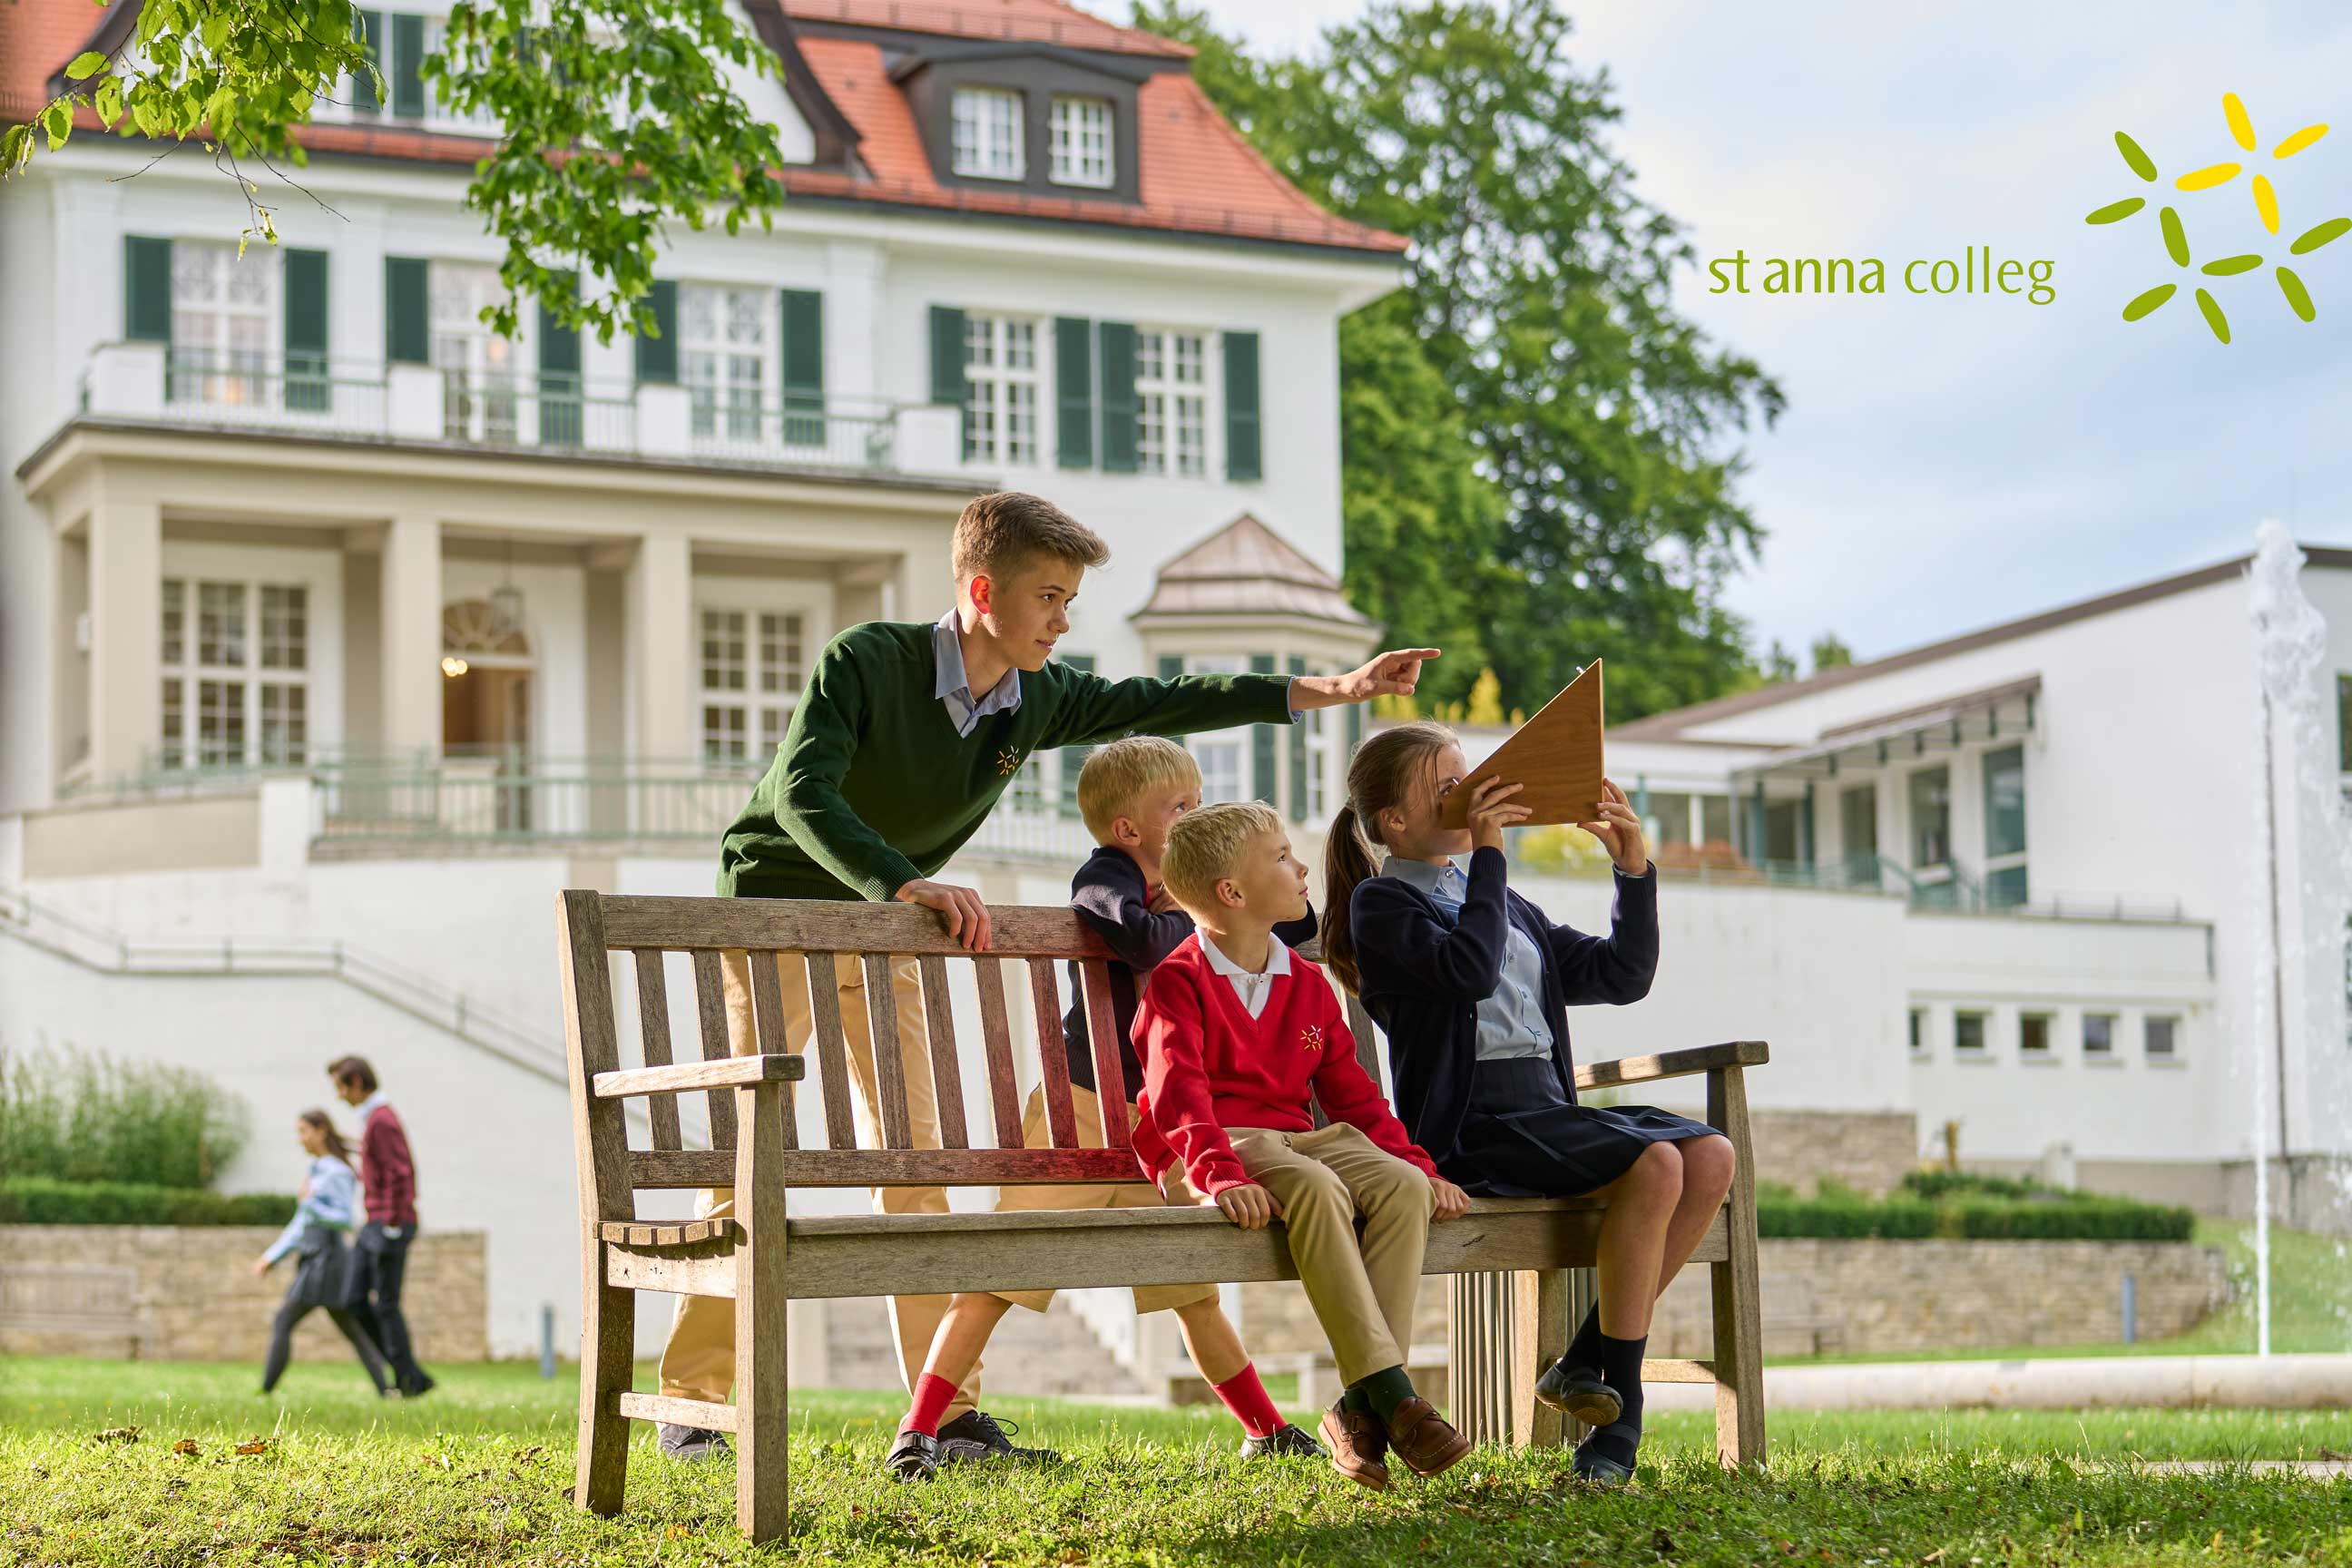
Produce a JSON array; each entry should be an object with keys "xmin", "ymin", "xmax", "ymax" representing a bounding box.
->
[
  {"xmin": 360, "ymin": 1102, "xmax": 418, "ymax": 1228},
  {"xmin": 1132, "ymin": 934, "xmax": 1440, "ymax": 1196}
]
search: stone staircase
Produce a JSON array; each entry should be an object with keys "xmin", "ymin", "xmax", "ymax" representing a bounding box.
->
[{"xmin": 816, "ymin": 1293, "xmax": 1150, "ymax": 1400}]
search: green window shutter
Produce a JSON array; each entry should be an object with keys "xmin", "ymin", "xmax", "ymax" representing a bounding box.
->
[
  {"xmin": 1059, "ymin": 653, "xmax": 1098, "ymax": 820},
  {"xmin": 1158, "ymin": 655, "xmax": 1183, "ymax": 680},
  {"xmin": 384, "ymin": 257, "xmax": 429, "ymax": 365},
  {"xmin": 781, "ymin": 288, "xmax": 825, "ymax": 446},
  {"xmin": 1287, "ymin": 655, "xmax": 1309, "ymax": 821},
  {"xmin": 1054, "ymin": 316, "xmax": 1093, "ymax": 468},
  {"xmin": 1346, "ymin": 701, "xmax": 1363, "ymax": 768},
  {"xmin": 633, "ymin": 280, "xmax": 678, "ymax": 386},
  {"xmin": 390, "ymin": 13, "xmax": 426, "ymax": 118},
  {"xmin": 123, "ymin": 237, "xmax": 172, "ymax": 344},
  {"xmin": 928, "ymin": 306, "xmax": 967, "ymax": 405},
  {"xmin": 282, "ymin": 249, "xmax": 330, "ymax": 413},
  {"xmin": 537, "ymin": 288, "xmax": 582, "ymax": 446},
  {"xmin": 1249, "ymin": 653, "xmax": 1278, "ymax": 805},
  {"xmin": 1224, "ymin": 330, "xmax": 1261, "ymax": 481},
  {"xmin": 352, "ymin": 11, "xmax": 384, "ymax": 114},
  {"xmin": 1098, "ymin": 321, "xmax": 1137, "ymax": 474}
]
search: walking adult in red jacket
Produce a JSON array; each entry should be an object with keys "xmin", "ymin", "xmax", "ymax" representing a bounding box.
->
[{"xmin": 328, "ymin": 1055, "xmax": 436, "ymax": 1398}]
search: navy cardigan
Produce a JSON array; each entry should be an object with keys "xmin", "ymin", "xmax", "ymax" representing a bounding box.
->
[{"xmin": 1349, "ymin": 846, "xmax": 1661, "ymax": 1176}]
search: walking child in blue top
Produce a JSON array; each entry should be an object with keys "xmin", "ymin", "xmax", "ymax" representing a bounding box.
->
[
  {"xmin": 1319, "ymin": 720, "xmax": 1737, "ymax": 1486},
  {"xmin": 250, "ymin": 1109, "xmax": 392, "ymax": 1396}
]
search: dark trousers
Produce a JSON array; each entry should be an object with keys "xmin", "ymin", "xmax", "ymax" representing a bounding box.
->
[
  {"xmin": 262, "ymin": 1297, "xmax": 392, "ymax": 1393},
  {"xmin": 351, "ymin": 1222, "xmax": 431, "ymax": 1391}
]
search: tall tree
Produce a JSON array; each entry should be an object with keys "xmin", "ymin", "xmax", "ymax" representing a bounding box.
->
[
  {"xmin": 1135, "ymin": 1, "xmax": 1785, "ymax": 721},
  {"xmin": 4, "ymin": 0, "xmax": 788, "ymax": 341}
]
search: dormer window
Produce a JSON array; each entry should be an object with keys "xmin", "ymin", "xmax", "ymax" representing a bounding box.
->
[
  {"xmin": 1050, "ymin": 96, "xmax": 1115, "ymax": 188},
  {"xmin": 952, "ymin": 88, "xmax": 1026, "ymax": 181}
]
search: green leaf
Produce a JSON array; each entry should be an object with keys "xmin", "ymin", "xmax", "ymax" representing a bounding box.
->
[
  {"xmin": 2288, "ymin": 216, "xmax": 2350, "ymax": 255},
  {"xmin": 2276, "ymin": 266, "xmax": 2315, "ymax": 323},
  {"xmin": 2114, "ymin": 131, "xmax": 2158, "ymax": 182},
  {"xmin": 41, "ymin": 101, "xmax": 71, "ymax": 151},
  {"xmin": 65, "ymin": 51, "xmax": 109, "ymax": 82},
  {"xmin": 2121, "ymin": 283, "xmax": 2176, "ymax": 321},
  {"xmin": 2193, "ymin": 287, "xmax": 2231, "ymax": 345},
  {"xmin": 2083, "ymin": 197, "xmax": 2144, "ymax": 224},
  {"xmin": 94, "ymin": 74, "xmax": 123, "ymax": 127},
  {"xmin": 2200, "ymin": 253, "xmax": 2262, "ymax": 276}
]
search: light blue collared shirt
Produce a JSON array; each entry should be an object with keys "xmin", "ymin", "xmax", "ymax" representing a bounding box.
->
[
  {"xmin": 933, "ymin": 611, "xmax": 1025, "ymax": 739},
  {"xmin": 262, "ymin": 1152, "xmax": 363, "ymax": 1267},
  {"xmin": 1380, "ymin": 855, "xmax": 1553, "ymax": 1061}
]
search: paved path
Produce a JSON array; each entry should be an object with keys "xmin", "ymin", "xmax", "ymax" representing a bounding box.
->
[{"xmin": 1646, "ymin": 1353, "xmax": 2352, "ymax": 1412}]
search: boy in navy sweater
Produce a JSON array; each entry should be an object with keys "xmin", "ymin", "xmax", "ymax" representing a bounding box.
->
[{"xmin": 883, "ymin": 740, "xmax": 1323, "ymax": 1480}]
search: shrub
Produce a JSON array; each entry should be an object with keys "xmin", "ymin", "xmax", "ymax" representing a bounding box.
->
[
  {"xmin": 0, "ymin": 1046, "xmax": 249, "ymax": 1189},
  {"xmin": 1759, "ymin": 1181, "xmax": 2196, "ymax": 1242},
  {"xmin": 0, "ymin": 1176, "xmax": 293, "ymax": 1226}
]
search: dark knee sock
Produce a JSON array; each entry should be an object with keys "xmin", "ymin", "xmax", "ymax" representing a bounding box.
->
[
  {"xmin": 1562, "ymin": 1301, "xmax": 1603, "ymax": 1373},
  {"xmin": 1583, "ymin": 1331, "xmax": 1647, "ymax": 1467},
  {"xmin": 1345, "ymin": 1365, "xmax": 1417, "ymax": 1425}
]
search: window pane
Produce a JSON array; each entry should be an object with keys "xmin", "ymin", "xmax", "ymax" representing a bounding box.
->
[
  {"xmin": 2146, "ymin": 1016, "xmax": 2177, "ymax": 1058},
  {"xmin": 161, "ymin": 678, "xmax": 184, "ymax": 769},
  {"xmin": 1176, "ymin": 394, "xmax": 1205, "ymax": 476},
  {"xmin": 2021, "ymin": 1014, "xmax": 2051, "ymax": 1054},
  {"xmin": 1984, "ymin": 744, "xmax": 2025, "ymax": 858},
  {"xmin": 1839, "ymin": 784, "xmax": 1877, "ymax": 862},
  {"xmin": 952, "ymin": 87, "xmax": 1024, "ymax": 178},
  {"xmin": 199, "ymin": 679, "xmax": 245, "ymax": 765},
  {"xmin": 1049, "ymin": 95, "xmax": 1113, "ymax": 187},
  {"xmin": 1700, "ymin": 795, "xmax": 1732, "ymax": 847},
  {"xmin": 161, "ymin": 580, "xmax": 185, "ymax": 666},
  {"xmin": 760, "ymin": 612, "xmax": 804, "ymax": 695},
  {"xmin": 1136, "ymin": 390, "xmax": 1166, "ymax": 474},
  {"xmin": 1908, "ymin": 766, "xmax": 1950, "ymax": 868},
  {"xmin": 701, "ymin": 704, "xmax": 747, "ymax": 763},
  {"xmin": 2083, "ymin": 1014, "xmax": 2114, "ymax": 1054},
  {"xmin": 1906, "ymin": 1008, "xmax": 1924, "ymax": 1052},
  {"xmin": 1005, "ymin": 381, "xmax": 1036, "ymax": 465},
  {"xmin": 1986, "ymin": 864, "xmax": 2029, "ymax": 907},
  {"xmin": 701, "ymin": 610, "xmax": 745, "ymax": 691},
  {"xmin": 1955, "ymin": 1012, "xmax": 1986, "ymax": 1053},
  {"xmin": 260, "ymin": 584, "xmax": 308, "ymax": 671},
  {"xmin": 260, "ymin": 682, "xmax": 307, "ymax": 765},
  {"xmin": 2338, "ymin": 673, "xmax": 2351, "ymax": 772},
  {"xmin": 199, "ymin": 583, "xmax": 247, "ymax": 668}
]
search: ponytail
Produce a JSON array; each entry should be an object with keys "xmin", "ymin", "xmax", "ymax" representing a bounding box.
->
[
  {"xmin": 1319, "ymin": 719, "xmax": 1460, "ymax": 997},
  {"xmin": 299, "ymin": 1108, "xmax": 357, "ymax": 1171}
]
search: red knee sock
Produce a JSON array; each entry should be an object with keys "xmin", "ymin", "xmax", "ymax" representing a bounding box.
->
[
  {"xmin": 1210, "ymin": 1364, "xmax": 1286, "ymax": 1439},
  {"xmin": 898, "ymin": 1372, "xmax": 958, "ymax": 1437}
]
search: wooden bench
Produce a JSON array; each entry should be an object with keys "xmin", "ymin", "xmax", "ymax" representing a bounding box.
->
[{"xmin": 557, "ymin": 891, "xmax": 1769, "ymax": 1544}]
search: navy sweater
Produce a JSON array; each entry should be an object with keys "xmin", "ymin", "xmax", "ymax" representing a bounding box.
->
[
  {"xmin": 1348, "ymin": 846, "xmax": 1660, "ymax": 1178},
  {"xmin": 1060, "ymin": 844, "xmax": 1318, "ymax": 1101}
]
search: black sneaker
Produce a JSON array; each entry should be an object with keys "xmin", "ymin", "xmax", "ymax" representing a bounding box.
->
[
  {"xmin": 398, "ymin": 1371, "xmax": 436, "ymax": 1399},
  {"xmin": 886, "ymin": 1428, "xmax": 943, "ymax": 1482},
  {"xmin": 1571, "ymin": 1422, "xmax": 1640, "ymax": 1488},
  {"xmin": 657, "ymin": 1423, "xmax": 732, "ymax": 1462},
  {"xmin": 936, "ymin": 1409, "xmax": 1061, "ymax": 1465},
  {"xmin": 1534, "ymin": 1360, "xmax": 1622, "ymax": 1427},
  {"xmin": 1239, "ymin": 1422, "xmax": 1325, "ymax": 1460}
]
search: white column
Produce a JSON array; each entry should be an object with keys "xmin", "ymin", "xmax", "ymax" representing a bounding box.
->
[
  {"xmin": 87, "ymin": 498, "xmax": 162, "ymax": 783},
  {"xmin": 381, "ymin": 514, "xmax": 444, "ymax": 764},
  {"xmin": 628, "ymin": 532, "xmax": 693, "ymax": 762}
]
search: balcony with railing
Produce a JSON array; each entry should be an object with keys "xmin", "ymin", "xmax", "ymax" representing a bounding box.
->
[{"xmin": 67, "ymin": 342, "xmax": 964, "ymax": 480}]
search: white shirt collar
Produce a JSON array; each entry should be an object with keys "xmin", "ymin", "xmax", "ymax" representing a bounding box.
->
[
  {"xmin": 358, "ymin": 1090, "xmax": 391, "ymax": 1121},
  {"xmin": 1197, "ymin": 930, "xmax": 1291, "ymax": 981},
  {"xmin": 930, "ymin": 610, "xmax": 1023, "ymax": 712}
]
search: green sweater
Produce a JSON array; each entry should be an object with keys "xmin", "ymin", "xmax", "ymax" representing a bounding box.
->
[{"xmin": 719, "ymin": 620, "xmax": 1297, "ymax": 901}]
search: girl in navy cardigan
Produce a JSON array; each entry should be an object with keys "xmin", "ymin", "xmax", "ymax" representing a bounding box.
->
[{"xmin": 1321, "ymin": 720, "xmax": 1736, "ymax": 1485}]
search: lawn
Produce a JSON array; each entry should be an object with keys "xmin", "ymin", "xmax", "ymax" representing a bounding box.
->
[{"xmin": 4, "ymin": 1358, "xmax": 2347, "ymax": 1565}]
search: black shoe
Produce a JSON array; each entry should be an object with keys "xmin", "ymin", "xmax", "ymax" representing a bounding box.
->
[
  {"xmin": 657, "ymin": 1424, "xmax": 732, "ymax": 1462},
  {"xmin": 886, "ymin": 1428, "xmax": 943, "ymax": 1481},
  {"xmin": 936, "ymin": 1409, "xmax": 1062, "ymax": 1465},
  {"xmin": 1239, "ymin": 1422, "xmax": 1326, "ymax": 1460},
  {"xmin": 1571, "ymin": 1421, "xmax": 1640, "ymax": 1488},
  {"xmin": 398, "ymin": 1372, "xmax": 436, "ymax": 1399},
  {"xmin": 1534, "ymin": 1359, "xmax": 1622, "ymax": 1427}
]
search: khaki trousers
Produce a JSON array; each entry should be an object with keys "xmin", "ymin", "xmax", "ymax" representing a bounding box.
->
[
  {"xmin": 656, "ymin": 948, "xmax": 978, "ymax": 1422},
  {"xmin": 1161, "ymin": 1123, "xmax": 1433, "ymax": 1387},
  {"xmin": 991, "ymin": 1083, "xmax": 1221, "ymax": 1316}
]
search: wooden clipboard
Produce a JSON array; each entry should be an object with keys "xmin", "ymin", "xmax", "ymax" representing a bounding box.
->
[{"xmin": 1436, "ymin": 660, "xmax": 1606, "ymax": 829}]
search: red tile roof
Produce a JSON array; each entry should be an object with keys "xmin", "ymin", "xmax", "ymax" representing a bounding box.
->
[{"xmin": 4, "ymin": 0, "xmax": 1400, "ymax": 256}]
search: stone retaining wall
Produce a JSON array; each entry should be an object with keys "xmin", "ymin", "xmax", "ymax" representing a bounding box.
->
[{"xmin": 0, "ymin": 1226, "xmax": 487, "ymax": 1364}]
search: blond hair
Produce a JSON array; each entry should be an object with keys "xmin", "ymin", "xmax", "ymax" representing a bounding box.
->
[
  {"xmin": 1075, "ymin": 736, "xmax": 1201, "ymax": 844},
  {"xmin": 1162, "ymin": 800, "xmax": 1286, "ymax": 914},
  {"xmin": 951, "ymin": 491, "xmax": 1111, "ymax": 584}
]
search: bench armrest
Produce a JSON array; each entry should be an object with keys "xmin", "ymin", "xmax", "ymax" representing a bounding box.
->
[
  {"xmin": 593, "ymin": 1055, "xmax": 806, "ymax": 1099},
  {"xmin": 1573, "ymin": 1041, "xmax": 1769, "ymax": 1093}
]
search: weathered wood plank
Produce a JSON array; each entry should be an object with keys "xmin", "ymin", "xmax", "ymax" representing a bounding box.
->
[
  {"xmin": 556, "ymin": 891, "xmax": 633, "ymax": 1519},
  {"xmin": 1511, "ymin": 1269, "xmax": 1571, "ymax": 1450},
  {"xmin": 600, "ymin": 898, "xmax": 1119, "ymax": 959},
  {"xmin": 615, "ymin": 1391, "xmax": 737, "ymax": 1434},
  {"xmin": 689, "ymin": 949, "xmax": 737, "ymax": 1149},
  {"xmin": 606, "ymin": 1244, "xmax": 738, "ymax": 1298},
  {"xmin": 632, "ymin": 950, "xmax": 682, "ymax": 1151},
  {"xmin": 1574, "ymin": 1041, "xmax": 1769, "ymax": 1092},
  {"xmin": 863, "ymin": 953, "xmax": 914, "ymax": 1151},
  {"xmin": 593, "ymin": 1055, "xmax": 806, "ymax": 1099},
  {"xmin": 1642, "ymin": 1358, "xmax": 1720, "ymax": 1385},
  {"xmin": 801, "ymin": 952, "xmax": 858, "ymax": 1152},
  {"xmin": 597, "ymin": 1217, "xmax": 735, "ymax": 1248},
  {"xmin": 745, "ymin": 950, "xmax": 799, "ymax": 1152},
  {"xmin": 973, "ymin": 956, "xmax": 1023, "ymax": 1148},
  {"xmin": 630, "ymin": 1145, "xmax": 1146, "ymax": 1190},
  {"xmin": 1709, "ymin": 1064, "xmax": 1768, "ymax": 1468},
  {"xmin": 1028, "ymin": 957, "xmax": 1078, "ymax": 1148},
  {"xmin": 1079, "ymin": 959, "xmax": 1131, "ymax": 1144},
  {"xmin": 733, "ymin": 1075, "xmax": 790, "ymax": 1542},
  {"xmin": 918, "ymin": 955, "xmax": 968, "ymax": 1150}
]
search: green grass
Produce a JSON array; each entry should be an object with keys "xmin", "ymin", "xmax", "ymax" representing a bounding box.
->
[
  {"xmin": 4, "ymin": 1359, "xmax": 2348, "ymax": 1564},
  {"xmin": 1771, "ymin": 1220, "xmax": 2352, "ymax": 1367}
]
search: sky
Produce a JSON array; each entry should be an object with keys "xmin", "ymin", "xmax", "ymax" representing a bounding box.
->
[{"xmin": 1179, "ymin": 0, "xmax": 2352, "ymax": 664}]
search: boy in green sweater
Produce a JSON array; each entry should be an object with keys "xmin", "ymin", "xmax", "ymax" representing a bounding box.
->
[{"xmin": 655, "ymin": 490, "xmax": 1437, "ymax": 1466}]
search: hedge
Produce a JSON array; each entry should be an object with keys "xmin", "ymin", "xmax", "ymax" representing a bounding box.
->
[
  {"xmin": 1758, "ymin": 1188, "xmax": 2195, "ymax": 1242},
  {"xmin": 0, "ymin": 1177, "xmax": 293, "ymax": 1227}
]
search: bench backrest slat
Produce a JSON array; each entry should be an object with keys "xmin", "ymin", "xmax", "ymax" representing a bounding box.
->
[
  {"xmin": 799, "ymin": 952, "xmax": 858, "ymax": 1151},
  {"xmin": 559, "ymin": 891, "xmax": 635, "ymax": 1222},
  {"xmin": 631, "ymin": 949, "xmax": 683, "ymax": 1152},
  {"xmin": 1078, "ymin": 958, "xmax": 1132, "ymax": 1148},
  {"xmin": 1026, "ymin": 956, "xmax": 1080, "ymax": 1148},
  {"xmin": 600, "ymin": 898, "xmax": 1115, "ymax": 957},
  {"xmin": 688, "ymin": 948, "xmax": 737, "ymax": 1149},
  {"xmin": 916, "ymin": 956, "xmax": 970, "ymax": 1150},
  {"xmin": 973, "ymin": 956, "xmax": 1024, "ymax": 1148},
  {"xmin": 743, "ymin": 951, "xmax": 799, "ymax": 1151},
  {"xmin": 860, "ymin": 951, "xmax": 916, "ymax": 1150}
]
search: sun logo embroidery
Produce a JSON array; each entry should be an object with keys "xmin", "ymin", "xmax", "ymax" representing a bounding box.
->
[
  {"xmin": 1299, "ymin": 1024, "xmax": 1325, "ymax": 1054},
  {"xmin": 995, "ymin": 747, "xmax": 1024, "ymax": 778}
]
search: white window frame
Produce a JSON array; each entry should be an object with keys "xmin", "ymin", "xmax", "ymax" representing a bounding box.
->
[
  {"xmin": 1953, "ymin": 1008, "xmax": 1989, "ymax": 1057},
  {"xmin": 430, "ymin": 260, "xmax": 527, "ymax": 444},
  {"xmin": 2082, "ymin": 1010, "xmax": 2119, "ymax": 1063},
  {"xmin": 1183, "ymin": 654, "xmax": 1251, "ymax": 803},
  {"xmin": 2144, "ymin": 1014, "xmax": 2181, "ymax": 1063},
  {"xmin": 1049, "ymin": 94, "xmax": 1114, "ymax": 188},
  {"xmin": 1133, "ymin": 328, "xmax": 1210, "ymax": 478},
  {"xmin": 1302, "ymin": 662, "xmax": 1337, "ymax": 819},
  {"xmin": 169, "ymin": 241, "xmax": 279, "ymax": 408},
  {"xmin": 680, "ymin": 283, "xmax": 775, "ymax": 447},
  {"xmin": 952, "ymin": 87, "xmax": 1026, "ymax": 180},
  {"xmin": 962, "ymin": 312, "xmax": 1041, "ymax": 466},
  {"xmin": 157, "ymin": 543, "xmax": 342, "ymax": 772},
  {"xmin": 692, "ymin": 580, "xmax": 830, "ymax": 768}
]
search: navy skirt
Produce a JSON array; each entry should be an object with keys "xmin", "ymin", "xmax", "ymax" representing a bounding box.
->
[{"xmin": 1446, "ymin": 1057, "xmax": 1719, "ymax": 1199}]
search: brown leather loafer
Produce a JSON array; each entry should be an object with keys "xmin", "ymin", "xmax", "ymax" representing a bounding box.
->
[
  {"xmin": 1318, "ymin": 1403, "xmax": 1392, "ymax": 1492},
  {"xmin": 1385, "ymin": 1396, "xmax": 1473, "ymax": 1478}
]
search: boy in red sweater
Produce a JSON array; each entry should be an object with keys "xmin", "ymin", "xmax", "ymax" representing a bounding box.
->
[{"xmin": 1133, "ymin": 801, "xmax": 1475, "ymax": 1491}]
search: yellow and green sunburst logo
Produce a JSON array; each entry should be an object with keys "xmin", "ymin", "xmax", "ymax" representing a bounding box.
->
[
  {"xmin": 995, "ymin": 747, "xmax": 1024, "ymax": 778},
  {"xmin": 2088, "ymin": 93, "xmax": 2347, "ymax": 342}
]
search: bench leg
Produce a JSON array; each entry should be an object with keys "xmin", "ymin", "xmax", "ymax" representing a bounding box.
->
[
  {"xmin": 734, "ymin": 1084, "xmax": 791, "ymax": 1544},
  {"xmin": 1708, "ymin": 1066, "xmax": 1767, "ymax": 1468},
  {"xmin": 1510, "ymin": 1269, "xmax": 1570, "ymax": 1450},
  {"xmin": 576, "ymin": 1245, "xmax": 634, "ymax": 1516}
]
